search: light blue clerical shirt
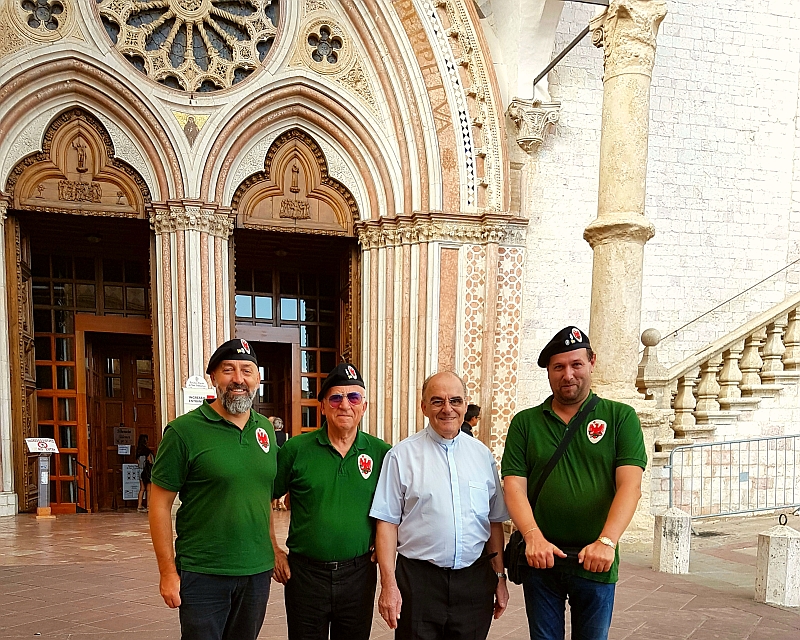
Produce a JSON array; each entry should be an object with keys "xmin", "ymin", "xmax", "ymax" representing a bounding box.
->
[{"xmin": 370, "ymin": 426, "xmax": 509, "ymax": 569}]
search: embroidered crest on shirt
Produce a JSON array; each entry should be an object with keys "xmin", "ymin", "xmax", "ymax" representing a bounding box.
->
[
  {"xmin": 358, "ymin": 454, "xmax": 373, "ymax": 479},
  {"xmin": 255, "ymin": 427, "xmax": 271, "ymax": 453},
  {"xmin": 587, "ymin": 419, "xmax": 607, "ymax": 444}
]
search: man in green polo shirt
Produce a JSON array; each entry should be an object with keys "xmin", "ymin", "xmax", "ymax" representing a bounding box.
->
[
  {"xmin": 272, "ymin": 362, "xmax": 390, "ymax": 640},
  {"xmin": 149, "ymin": 339, "xmax": 277, "ymax": 640},
  {"xmin": 502, "ymin": 326, "xmax": 647, "ymax": 640}
]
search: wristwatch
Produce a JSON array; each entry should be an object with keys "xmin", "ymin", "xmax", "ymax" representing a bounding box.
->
[
  {"xmin": 598, "ymin": 536, "xmax": 616, "ymax": 550},
  {"xmin": 496, "ymin": 572, "xmax": 507, "ymax": 579}
]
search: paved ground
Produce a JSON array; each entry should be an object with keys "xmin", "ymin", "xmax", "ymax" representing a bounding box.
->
[{"xmin": 0, "ymin": 510, "xmax": 799, "ymax": 639}]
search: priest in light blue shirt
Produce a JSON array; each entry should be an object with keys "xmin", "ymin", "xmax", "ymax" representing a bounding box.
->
[{"xmin": 371, "ymin": 371, "xmax": 510, "ymax": 640}]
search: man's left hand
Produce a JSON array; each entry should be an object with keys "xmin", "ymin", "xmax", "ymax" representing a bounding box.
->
[
  {"xmin": 273, "ymin": 547, "xmax": 291, "ymax": 584},
  {"xmin": 493, "ymin": 578, "xmax": 509, "ymax": 619},
  {"xmin": 578, "ymin": 540, "xmax": 615, "ymax": 573}
]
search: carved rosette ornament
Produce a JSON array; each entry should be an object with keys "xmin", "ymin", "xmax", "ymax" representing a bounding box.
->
[
  {"xmin": 507, "ymin": 99, "xmax": 560, "ymax": 154},
  {"xmin": 97, "ymin": 0, "xmax": 279, "ymax": 91},
  {"xmin": 589, "ymin": 0, "xmax": 667, "ymax": 80}
]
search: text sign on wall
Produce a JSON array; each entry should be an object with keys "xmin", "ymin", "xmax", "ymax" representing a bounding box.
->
[{"xmin": 182, "ymin": 376, "xmax": 216, "ymax": 414}]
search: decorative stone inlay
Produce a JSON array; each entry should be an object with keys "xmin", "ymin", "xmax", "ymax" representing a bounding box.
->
[
  {"xmin": 227, "ymin": 131, "xmax": 279, "ymax": 202},
  {"xmin": 97, "ymin": 0, "xmax": 279, "ymax": 92},
  {"xmin": 507, "ymin": 99, "xmax": 560, "ymax": 153},
  {"xmin": 0, "ymin": 106, "xmax": 61, "ymax": 185},
  {"xmin": 295, "ymin": 17, "xmax": 351, "ymax": 74},
  {"xmin": 308, "ymin": 24, "xmax": 341, "ymax": 64},
  {"xmin": 462, "ymin": 245, "xmax": 486, "ymax": 409},
  {"xmin": 355, "ymin": 213, "xmax": 527, "ymax": 249},
  {"xmin": 317, "ymin": 138, "xmax": 363, "ymax": 213},
  {"xmin": 7, "ymin": 0, "xmax": 75, "ymax": 45},
  {"xmin": 150, "ymin": 202, "xmax": 234, "ymax": 237},
  {"xmin": 94, "ymin": 112, "xmax": 155, "ymax": 196},
  {"xmin": 590, "ymin": 0, "xmax": 667, "ymax": 80}
]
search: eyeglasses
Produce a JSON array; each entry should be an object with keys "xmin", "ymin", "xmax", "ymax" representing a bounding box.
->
[
  {"xmin": 327, "ymin": 392, "xmax": 365, "ymax": 407},
  {"xmin": 428, "ymin": 397, "xmax": 464, "ymax": 408}
]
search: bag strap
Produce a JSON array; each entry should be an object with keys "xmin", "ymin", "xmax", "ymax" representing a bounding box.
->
[{"xmin": 529, "ymin": 395, "xmax": 601, "ymax": 512}]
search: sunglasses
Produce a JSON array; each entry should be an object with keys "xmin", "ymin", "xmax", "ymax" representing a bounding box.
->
[{"xmin": 327, "ymin": 392, "xmax": 365, "ymax": 407}]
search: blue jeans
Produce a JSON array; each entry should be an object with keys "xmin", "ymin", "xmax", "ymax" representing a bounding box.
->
[
  {"xmin": 522, "ymin": 568, "xmax": 615, "ymax": 640},
  {"xmin": 178, "ymin": 569, "xmax": 272, "ymax": 640}
]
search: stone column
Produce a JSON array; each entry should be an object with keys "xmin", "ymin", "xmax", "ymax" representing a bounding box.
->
[
  {"xmin": 584, "ymin": 1, "xmax": 669, "ymax": 542},
  {"xmin": 150, "ymin": 202, "xmax": 234, "ymax": 421},
  {"xmin": 0, "ymin": 198, "xmax": 18, "ymax": 515},
  {"xmin": 584, "ymin": 0, "xmax": 667, "ymax": 399}
]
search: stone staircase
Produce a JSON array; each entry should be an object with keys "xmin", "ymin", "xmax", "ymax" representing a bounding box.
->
[{"xmin": 636, "ymin": 291, "xmax": 800, "ymax": 512}]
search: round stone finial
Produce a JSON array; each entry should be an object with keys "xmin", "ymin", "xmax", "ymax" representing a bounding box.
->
[{"xmin": 641, "ymin": 328, "xmax": 661, "ymax": 347}]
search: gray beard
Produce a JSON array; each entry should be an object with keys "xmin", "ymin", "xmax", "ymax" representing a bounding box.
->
[{"xmin": 217, "ymin": 386, "xmax": 258, "ymax": 415}]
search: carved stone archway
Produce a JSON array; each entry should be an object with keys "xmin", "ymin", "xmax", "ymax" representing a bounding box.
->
[
  {"xmin": 5, "ymin": 108, "xmax": 152, "ymax": 217},
  {"xmin": 231, "ymin": 128, "xmax": 359, "ymax": 235}
]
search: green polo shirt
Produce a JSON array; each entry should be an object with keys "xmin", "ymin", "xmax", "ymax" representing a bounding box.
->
[
  {"xmin": 151, "ymin": 401, "xmax": 277, "ymax": 576},
  {"xmin": 274, "ymin": 425, "xmax": 391, "ymax": 562},
  {"xmin": 501, "ymin": 392, "xmax": 647, "ymax": 583}
]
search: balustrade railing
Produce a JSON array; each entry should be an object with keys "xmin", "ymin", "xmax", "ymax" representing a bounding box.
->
[{"xmin": 637, "ymin": 290, "xmax": 800, "ymax": 445}]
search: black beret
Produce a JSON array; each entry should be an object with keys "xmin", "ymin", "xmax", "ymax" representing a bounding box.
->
[
  {"xmin": 537, "ymin": 326, "xmax": 591, "ymax": 368},
  {"xmin": 206, "ymin": 338, "xmax": 258, "ymax": 374},
  {"xmin": 318, "ymin": 362, "xmax": 365, "ymax": 401}
]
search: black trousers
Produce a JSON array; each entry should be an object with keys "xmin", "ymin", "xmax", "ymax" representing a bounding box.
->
[
  {"xmin": 178, "ymin": 569, "xmax": 272, "ymax": 640},
  {"xmin": 285, "ymin": 552, "xmax": 377, "ymax": 640},
  {"xmin": 395, "ymin": 554, "xmax": 498, "ymax": 640}
]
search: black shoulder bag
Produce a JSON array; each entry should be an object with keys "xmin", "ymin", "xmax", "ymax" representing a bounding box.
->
[{"xmin": 503, "ymin": 395, "xmax": 600, "ymax": 583}]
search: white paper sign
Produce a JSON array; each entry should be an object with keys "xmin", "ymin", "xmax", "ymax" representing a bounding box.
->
[
  {"xmin": 40, "ymin": 472, "xmax": 48, "ymax": 485},
  {"xmin": 122, "ymin": 464, "xmax": 141, "ymax": 501},
  {"xmin": 182, "ymin": 383, "xmax": 216, "ymax": 414},
  {"xmin": 118, "ymin": 445, "xmax": 131, "ymax": 455},
  {"xmin": 25, "ymin": 438, "xmax": 59, "ymax": 454}
]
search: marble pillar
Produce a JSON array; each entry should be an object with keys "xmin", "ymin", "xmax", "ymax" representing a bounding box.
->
[
  {"xmin": 0, "ymin": 199, "xmax": 18, "ymax": 515},
  {"xmin": 584, "ymin": 1, "xmax": 669, "ymax": 540},
  {"xmin": 585, "ymin": 0, "xmax": 667, "ymax": 399},
  {"xmin": 150, "ymin": 202, "xmax": 234, "ymax": 421}
]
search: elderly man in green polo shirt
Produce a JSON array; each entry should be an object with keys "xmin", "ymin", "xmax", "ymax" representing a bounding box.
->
[
  {"xmin": 149, "ymin": 339, "xmax": 278, "ymax": 640},
  {"xmin": 271, "ymin": 363, "xmax": 390, "ymax": 640}
]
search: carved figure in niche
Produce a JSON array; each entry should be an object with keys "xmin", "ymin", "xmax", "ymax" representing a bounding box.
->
[
  {"xmin": 184, "ymin": 116, "xmax": 200, "ymax": 147},
  {"xmin": 290, "ymin": 164, "xmax": 300, "ymax": 193},
  {"xmin": 73, "ymin": 139, "xmax": 88, "ymax": 173}
]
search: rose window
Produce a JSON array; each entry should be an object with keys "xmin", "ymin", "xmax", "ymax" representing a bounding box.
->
[
  {"xmin": 307, "ymin": 25, "xmax": 341, "ymax": 65},
  {"xmin": 21, "ymin": 0, "xmax": 64, "ymax": 31},
  {"xmin": 97, "ymin": 0, "xmax": 280, "ymax": 92}
]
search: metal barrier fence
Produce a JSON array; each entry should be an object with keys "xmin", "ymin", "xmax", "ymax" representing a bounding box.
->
[{"xmin": 668, "ymin": 435, "xmax": 800, "ymax": 518}]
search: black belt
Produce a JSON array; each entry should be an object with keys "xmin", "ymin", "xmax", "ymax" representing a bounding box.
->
[
  {"xmin": 290, "ymin": 551, "xmax": 371, "ymax": 571},
  {"xmin": 401, "ymin": 552, "xmax": 496, "ymax": 572}
]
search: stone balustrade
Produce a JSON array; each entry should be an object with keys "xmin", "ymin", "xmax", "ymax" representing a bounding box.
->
[{"xmin": 637, "ymin": 290, "xmax": 800, "ymax": 450}]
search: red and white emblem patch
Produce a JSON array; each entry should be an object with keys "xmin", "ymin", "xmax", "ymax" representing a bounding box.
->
[
  {"xmin": 255, "ymin": 427, "xmax": 271, "ymax": 453},
  {"xmin": 357, "ymin": 454, "xmax": 373, "ymax": 479},
  {"xmin": 571, "ymin": 328, "xmax": 583, "ymax": 342},
  {"xmin": 240, "ymin": 339, "xmax": 251, "ymax": 354},
  {"xmin": 586, "ymin": 419, "xmax": 607, "ymax": 444}
]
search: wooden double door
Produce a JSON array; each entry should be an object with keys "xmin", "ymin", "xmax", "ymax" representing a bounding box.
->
[{"xmin": 86, "ymin": 333, "xmax": 157, "ymax": 511}]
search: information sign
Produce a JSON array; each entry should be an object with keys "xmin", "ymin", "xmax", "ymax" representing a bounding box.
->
[
  {"xmin": 122, "ymin": 464, "xmax": 140, "ymax": 501},
  {"xmin": 114, "ymin": 427, "xmax": 134, "ymax": 446},
  {"xmin": 25, "ymin": 438, "xmax": 59, "ymax": 454}
]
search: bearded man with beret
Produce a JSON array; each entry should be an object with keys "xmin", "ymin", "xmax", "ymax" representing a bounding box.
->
[
  {"xmin": 272, "ymin": 362, "xmax": 391, "ymax": 640},
  {"xmin": 149, "ymin": 338, "xmax": 278, "ymax": 640},
  {"xmin": 501, "ymin": 327, "xmax": 647, "ymax": 640}
]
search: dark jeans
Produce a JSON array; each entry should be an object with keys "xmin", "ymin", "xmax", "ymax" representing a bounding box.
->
[
  {"xmin": 285, "ymin": 552, "xmax": 376, "ymax": 640},
  {"xmin": 395, "ymin": 554, "xmax": 497, "ymax": 640},
  {"xmin": 522, "ymin": 568, "xmax": 615, "ymax": 640},
  {"xmin": 178, "ymin": 569, "xmax": 272, "ymax": 640}
]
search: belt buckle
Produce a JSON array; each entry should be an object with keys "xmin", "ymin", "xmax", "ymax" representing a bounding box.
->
[{"xmin": 326, "ymin": 561, "xmax": 339, "ymax": 571}]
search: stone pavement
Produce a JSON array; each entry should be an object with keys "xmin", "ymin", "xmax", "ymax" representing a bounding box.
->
[{"xmin": 0, "ymin": 510, "xmax": 798, "ymax": 639}]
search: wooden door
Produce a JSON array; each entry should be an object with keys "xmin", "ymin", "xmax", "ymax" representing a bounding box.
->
[
  {"xmin": 93, "ymin": 339, "xmax": 155, "ymax": 510},
  {"xmin": 6, "ymin": 217, "xmax": 38, "ymax": 512},
  {"xmin": 251, "ymin": 342, "xmax": 292, "ymax": 424}
]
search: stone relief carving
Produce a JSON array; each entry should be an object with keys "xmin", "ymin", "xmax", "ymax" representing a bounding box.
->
[
  {"xmin": 150, "ymin": 203, "xmax": 235, "ymax": 237},
  {"xmin": 227, "ymin": 131, "xmax": 280, "ymax": 202},
  {"xmin": 355, "ymin": 214, "xmax": 527, "ymax": 249},
  {"xmin": 279, "ymin": 199, "xmax": 311, "ymax": 219},
  {"xmin": 10, "ymin": 0, "xmax": 76, "ymax": 42},
  {"xmin": 317, "ymin": 138, "xmax": 363, "ymax": 214},
  {"xmin": 97, "ymin": 0, "xmax": 279, "ymax": 91},
  {"xmin": 58, "ymin": 179, "xmax": 102, "ymax": 202},
  {"xmin": 507, "ymin": 99, "xmax": 560, "ymax": 154},
  {"xmin": 590, "ymin": 0, "xmax": 667, "ymax": 80},
  {"xmin": 94, "ymin": 112, "xmax": 155, "ymax": 195},
  {"xmin": 0, "ymin": 106, "xmax": 61, "ymax": 185}
]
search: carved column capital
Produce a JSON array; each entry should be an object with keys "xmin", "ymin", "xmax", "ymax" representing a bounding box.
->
[
  {"xmin": 590, "ymin": 0, "xmax": 667, "ymax": 80},
  {"xmin": 0, "ymin": 194, "xmax": 10, "ymax": 222},
  {"xmin": 150, "ymin": 201, "xmax": 235, "ymax": 238},
  {"xmin": 506, "ymin": 99, "xmax": 560, "ymax": 153}
]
